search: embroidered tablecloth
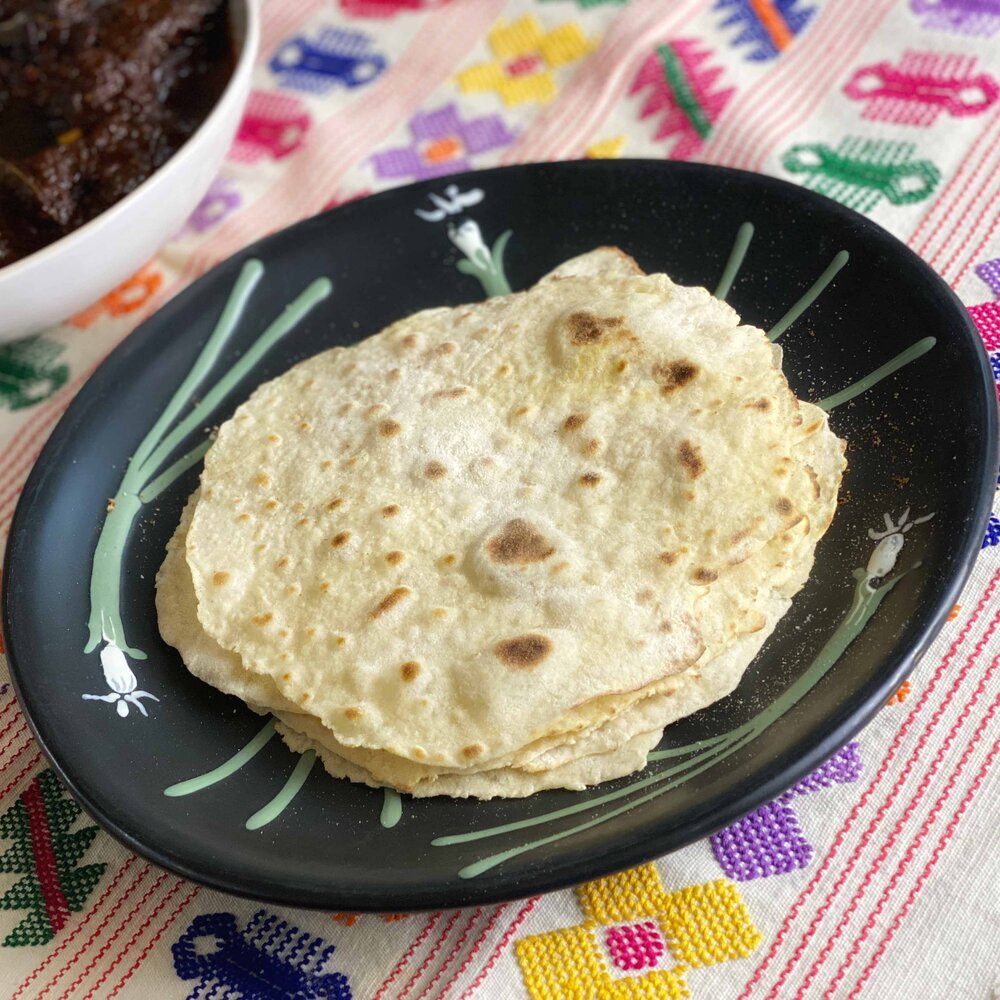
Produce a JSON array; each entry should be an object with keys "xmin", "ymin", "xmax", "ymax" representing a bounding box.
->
[{"xmin": 2, "ymin": 1, "xmax": 1000, "ymax": 997}]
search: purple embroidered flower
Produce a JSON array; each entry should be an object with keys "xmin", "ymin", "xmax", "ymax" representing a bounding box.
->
[
  {"xmin": 975, "ymin": 258, "xmax": 1000, "ymax": 297},
  {"xmin": 371, "ymin": 103, "xmax": 515, "ymax": 181}
]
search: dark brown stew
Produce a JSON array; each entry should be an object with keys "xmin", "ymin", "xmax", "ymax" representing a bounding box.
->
[{"xmin": 0, "ymin": 0, "xmax": 233, "ymax": 268}]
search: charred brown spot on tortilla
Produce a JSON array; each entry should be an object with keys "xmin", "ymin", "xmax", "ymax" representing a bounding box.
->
[
  {"xmin": 747, "ymin": 398, "xmax": 771, "ymax": 411},
  {"xmin": 462, "ymin": 744, "xmax": 484, "ymax": 760},
  {"xmin": 678, "ymin": 440, "xmax": 705, "ymax": 479},
  {"xmin": 653, "ymin": 360, "xmax": 699, "ymax": 394},
  {"xmin": 382, "ymin": 504, "xmax": 400, "ymax": 517},
  {"xmin": 338, "ymin": 403, "xmax": 354, "ymax": 416},
  {"xmin": 486, "ymin": 519, "xmax": 556, "ymax": 564},
  {"xmin": 319, "ymin": 581, "xmax": 331, "ymax": 593},
  {"xmin": 386, "ymin": 550, "xmax": 404, "ymax": 565},
  {"xmin": 370, "ymin": 586, "xmax": 411, "ymax": 620},
  {"xmin": 433, "ymin": 387, "xmax": 469, "ymax": 399},
  {"xmin": 387, "ymin": 368, "xmax": 402, "ymax": 383},
  {"xmin": 775, "ymin": 497, "xmax": 794, "ymax": 516},
  {"xmin": 563, "ymin": 412, "xmax": 589, "ymax": 432},
  {"xmin": 427, "ymin": 341, "xmax": 458, "ymax": 358},
  {"xmin": 256, "ymin": 473, "xmax": 271, "ymax": 488},
  {"xmin": 212, "ymin": 571, "xmax": 230, "ymax": 586},
  {"xmin": 252, "ymin": 613, "xmax": 273, "ymax": 626},
  {"xmin": 691, "ymin": 567, "xmax": 718, "ymax": 584},
  {"xmin": 497, "ymin": 364, "xmax": 510, "ymax": 376},
  {"xmin": 658, "ymin": 550, "xmax": 680, "ymax": 566},
  {"xmin": 331, "ymin": 531, "xmax": 351, "ymax": 547},
  {"xmin": 424, "ymin": 461, "xmax": 448, "ymax": 479},
  {"xmin": 636, "ymin": 588, "xmax": 655, "ymax": 604},
  {"xmin": 276, "ymin": 556, "xmax": 290, "ymax": 569},
  {"xmin": 378, "ymin": 419, "xmax": 402, "ymax": 437},
  {"xmin": 236, "ymin": 513, "xmax": 251, "ymax": 523},
  {"xmin": 494, "ymin": 634, "xmax": 553, "ymax": 669},
  {"xmin": 344, "ymin": 707, "xmax": 361, "ymax": 720},
  {"xmin": 401, "ymin": 334, "xmax": 419, "ymax": 349},
  {"xmin": 265, "ymin": 499, "xmax": 279, "ymax": 511},
  {"xmin": 442, "ymin": 554, "xmax": 457, "ymax": 567},
  {"xmin": 806, "ymin": 467, "xmax": 821, "ymax": 499},
  {"xmin": 567, "ymin": 311, "xmax": 624, "ymax": 345},
  {"xmin": 579, "ymin": 471, "xmax": 602, "ymax": 487},
  {"xmin": 400, "ymin": 661, "xmax": 421, "ymax": 682},
  {"xmin": 513, "ymin": 405, "xmax": 530, "ymax": 417}
]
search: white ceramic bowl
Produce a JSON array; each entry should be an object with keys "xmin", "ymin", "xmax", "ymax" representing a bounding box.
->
[{"xmin": 0, "ymin": 0, "xmax": 259, "ymax": 343}]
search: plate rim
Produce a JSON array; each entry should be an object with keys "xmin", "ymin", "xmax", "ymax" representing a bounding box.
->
[{"xmin": 3, "ymin": 158, "xmax": 997, "ymax": 910}]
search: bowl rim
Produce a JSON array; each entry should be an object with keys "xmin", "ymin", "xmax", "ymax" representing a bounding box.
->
[{"xmin": 0, "ymin": 0, "xmax": 260, "ymax": 285}]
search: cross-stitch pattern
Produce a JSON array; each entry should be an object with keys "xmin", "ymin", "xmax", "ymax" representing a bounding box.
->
[
  {"xmin": 0, "ymin": 336, "xmax": 69, "ymax": 411},
  {"xmin": 456, "ymin": 15, "xmax": 594, "ymax": 106},
  {"xmin": 172, "ymin": 909, "xmax": 352, "ymax": 999},
  {"xmin": 0, "ymin": 770, "xmax": 106, "ymax": 947},
  {"xmin": 909, "ymin": 0, "xmax": 1000, "ymax": 38},
  {"xmin": 843, "ymin": 51, "xmax": 999, "ymax": 125},
  {"xmin": 782, "ymin": 136, "xmax": 940, "ymax": 212},
  {"xmin": 975, "ymin": 259, "xmax": 1000, "ymax": 297},
  {"xmin": 711, "ymin": 743, "xmax": 863, "ymax": 881},
  {"xmin": 516, "ymin": 863, "xmax": 760, "ymax": 998},
  {"xmin": 371, "ymin": 102, "xmax": 515, "ymax": 180},
  {"xmin": 629, "ymin": 40, "xmax": 736, "ymax": 160},
  {"xmin": 983, "ymin": 513, "xmax": 1000, "ymax": 549},
  {"xmin": 180, "ymin": 177, "xmax": 243, "ymax": 236},
  {"xmin": 715, "ymin": 0, "xmax": 816, "ymax": 61},
  {"xmin": 269, "ymin": 28, "xmax": 388, "ymax": 94},
  {"xmin": 970, "ymin": 301, "xmax": 1000, "ymax": 350},
  {"xmin": 339, "ymin": 0, "xmax": 450, "ymax": 16},
  {"xmin": 68, "ymin": 265, "xmax": 164, "ymax": 329},
  {"xmin": 229, "ymin": 91, "xmax": 312, "ymax": 164}
]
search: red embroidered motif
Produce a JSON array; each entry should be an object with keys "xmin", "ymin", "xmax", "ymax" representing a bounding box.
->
[{"xmin": 605, "ymin": 920, "xmax": 667, "ymax": 971}]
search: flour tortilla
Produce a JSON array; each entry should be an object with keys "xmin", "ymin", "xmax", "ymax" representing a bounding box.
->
[{"xmin": 183, "ymin": 249, "xmax": 843, "ymax": 773}]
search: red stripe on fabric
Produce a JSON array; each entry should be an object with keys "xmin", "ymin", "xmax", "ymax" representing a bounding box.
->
[
  {"xmin": 458, "ymin": 897, "xmax": 539, "ymax": 1000},
  {"xmin": 142, "ymin": 0, "xmax": 507, "ymax": 318},
  {"xmin": 0, "ymin": 750, "xmax": 43, "ymax": 802},
  {"xmin": 21, "ymin": 779, "xmax": 72, "ymax": 936},
  {"xmin": 702, "ymin": 0, "xmax": 867, "ymax": 166},
  {"xmin": 947, "ymin": 195, "xmax": 1000, "ymax": 286},
  {"xmin": 36, "ymin": 870, "xmax": 169, "ymax": 1000},
  {"xmin": 825, "ymin": 694, "xmax": 1000, "ymax": 997},
  {"xmin": 742, "ymin": 0, "xmax": 897, "ymax": 173},
  {"xmin": 414, "ymin": 908, "xmax": 483, "ymax": 1000},
  {"xmin": 104, "ymin": 885, "xmax": 201, "ymax": 1000},
  {"xmin": 432, "ymin": 904, "xmax": 507, "ymax": 1000},
  {"xmin": 12, "ymin": 859, "xmax": 140, "ymax": 1000},
  {"xmin": 78, "ymin": 880, "xmax": 188, "ymax": 1000},
  {"xmin": 845, "ymin": 735, "xmax": 1000, "ymax": 999},
  {"xmin": 373, "ymin": 912, "xmax": 442, "ymax": 1000},
  {"xmin": 761, "ymin": 603, "xmax": 1000, "ymax": 1000},
  {"xmin": 910, "ymin": 104, "xmax": 1000, "ymax": 255},
  {"xmin": 0, "ymin": 714, "xmax": 28, "ymax": 755},
  {"xmin": 397, "ymin": 909, "xmax": 464, "ymax": 1000},
  {"xmin": 0, "ymin": 732, "xmax": 33, "ymax": 776},
  {"xmin": 738, "ymin": 568, "xmax": 1000, "ymax": 999},
  {"xmin": 0, "ymin": 694, "xmax": 18, "ymax": 721},
  {"xmin": 791, "ymin": 649, "xmax": 1000, "ymax": 997}
]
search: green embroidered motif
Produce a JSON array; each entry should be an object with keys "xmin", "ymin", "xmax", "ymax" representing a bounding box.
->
[
  {"xmin": 782, "ymin": 137, "xmax": 940, "ymax": 213},
  {"xmin": 0, "ymin": 770, "xmax": 106, "ymax": 947},
  {"xmin": 0, "ymin": 336, "xmax": 69, "ymax": 411}
]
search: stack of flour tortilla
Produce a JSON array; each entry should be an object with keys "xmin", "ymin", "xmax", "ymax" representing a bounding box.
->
[{"xmin": 157, "ymin": 248, "xmax": 845, "ymax": 799}]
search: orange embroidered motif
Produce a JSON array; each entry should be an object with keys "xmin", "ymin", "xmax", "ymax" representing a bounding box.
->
[
  {"xmin": 69, "ymin": 265, "xmax": 164, "ymax": 329},
  {"xmin": 948, "ymin": 603, "xmax": 962, "ymax": 621},
  {"xmin": 456, "ymin": 16, "xmax": 593, "ymax": 106},
  {"xmin": 516, "ymin": 862, "xmax": 761, "ymax": 998},
  {"xmin": 886, "ymin": 680, "xmax": 912, "ymax": 705}
]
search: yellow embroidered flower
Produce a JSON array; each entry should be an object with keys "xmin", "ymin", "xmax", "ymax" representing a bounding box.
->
[
  {"xmin": 457, "ymin": 15, "xmax": 594, "ymax": 106},
  {"xmin": 585, "ymin": 135, "xmax": 627, "ymax": 159},
  {"xmin": 516, "ymin": 863, "xmax": 761, "ymax": 999}
]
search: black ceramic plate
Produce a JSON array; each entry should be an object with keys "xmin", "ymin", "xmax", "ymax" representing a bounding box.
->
[{"xmin": 4, "ymin": 161, "xmax": 996, "ymax": 910}]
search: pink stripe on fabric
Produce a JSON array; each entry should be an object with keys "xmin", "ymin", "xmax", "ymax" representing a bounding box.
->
[
  {"xmin": 0, "ymin": 711, "xmax": 27, "ymax": 753},
  {"xmin": 373, "ymin": 913, "xmax": 442, "ymax": 1000},
  {"xmin": 824, "ymin": 695, "xmax": 1000, "ymax": 997},
  {"xmin": 105, "ymin": 886, "xmax": 201, "ymax": 999},
  {"xmin": 762, "ymin": 606, "xmax": 1000, "ymax": 1000},
  {"xmin": 701, "ymin": 0, "xmax": 869, "ymax": 166},
  {"xmin": 258, "ymin": 0, "xmax": 326, "ymax": 57},
  {"xmin": 431, "ymin": 904, "xmax": 508, "ymax": 1000},
  {"xmin": 845, "ymin": 735, "xmax": 1000, "ymax": 999},
  {"xmin": 741, "ymin": 0, "xmax": 898, "ymax": 173},
  {"xmin": 910, "ymin": 104, "xmax": 1000, "ymax": 256},
  {"xmin": 952, "ymin": 209, "xmax": 1000, "ymax": 287},
  {"xmin": 738, "ymin": 569, "xmax": 1000, "ymax": 999},
  {"xmin": 12, "ymin": 860, "xmax": 141, "ymax": 1000},
  {"xmin": 938, "ymin": 166, "xmax": 1000, "ymax": 280},
  {"xmin": 145, "ymin": 0, "xmax": 507, "ymax": 314},
  {"xmin": 789, "ymin": 649, "xmax": 1000, "ymax": 998},
  {"xmin": 501, "ymin": 0, "xmax": 706, "ymax": 165},
  {"xmin": 414, "ymin": 908, "xmax": 484, "ymax": 1000},
  {"xmin": 397, "ymin": 910, "xmax": 464, "ymax": 1000}
]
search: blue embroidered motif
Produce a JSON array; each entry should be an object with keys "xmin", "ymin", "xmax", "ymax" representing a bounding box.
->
[
  {"xmin": 714, "ymin": 0, "xmax": 816, "ymax": 62},
  {"xmin": 984, "ymin": 513, "xmax": 1000, "ymax": 549},
  {"xmin": 172, "ymin": 910, "xmax": 352, "ymax": 999},
  {"xmin": 270, "ymin": 28, "xmax": 387, "ymax": 94}
]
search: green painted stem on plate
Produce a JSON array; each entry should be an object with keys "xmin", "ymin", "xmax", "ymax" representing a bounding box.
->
[
  {"xmin": 816, "ymin": 337, "xmax": 937, "ymax": 411},
  {"xmin": 138, "ymin": 438, "xmax": 212, "ymax": 504},
  {"xmin": 768, "ymin": 251, "xmax": 850, "ymax": 342},
  {"xmin": 131, "ymin": 260, "xmax": 264, "ymax": 482},
  {"xmin": 441, "ymin": 565, "xmax": 908, "ymax": 874},
  {"xmin": 456, "ymin": 230, "xmax": 513, "ymax": 298},
  {"xmin": 381, "ymin": 788, "xmax": 403, "ymax": 829},
  {"xmin": 714, "ymin": 222, "xmax": 754, "ymax": 301},
  {"xmin": 245, "ymin": 750, "xmax": 317, "ymax": 830},
  {"xmin": 164, "ymin": 720, "xmax": 277, "ymax": 797}
]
